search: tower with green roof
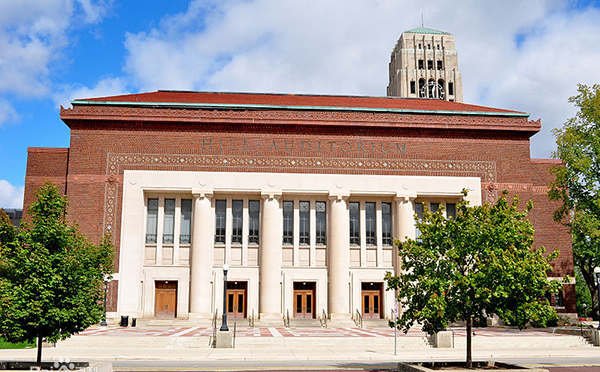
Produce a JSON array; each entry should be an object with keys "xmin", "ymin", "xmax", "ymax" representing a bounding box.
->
[{"xmin": 387, "ymin": 27, "xmax": 463, "ymax": 102}]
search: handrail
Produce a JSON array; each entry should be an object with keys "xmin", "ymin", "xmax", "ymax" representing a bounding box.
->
[
  {"xmin": 319, "ymin": 309, "xmax": 328, "ymax": 328},
  {"xmin": 283, "ymin": 309, "xmax": 290, "ymax": 328},
  {"xmin": 248, "ymin": 309, "xmax": 254, "ymax": 328},
  {"xmin": 354, "ymin": 309, "xmax": 363, "ymax": 328},
  {"xmin": 209, "ymin": 310, "xmax": 218, "ymax": 347}
]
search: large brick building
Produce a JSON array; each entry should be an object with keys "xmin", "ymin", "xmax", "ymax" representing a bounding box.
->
[{"xmin": 24, "ymin": 90, "xmax": 575, "ymax": 323}]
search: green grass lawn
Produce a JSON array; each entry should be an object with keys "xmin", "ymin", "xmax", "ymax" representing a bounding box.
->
[{"xmin": 0, "ymin": 338, "xmax": 34, "ymax": 349}]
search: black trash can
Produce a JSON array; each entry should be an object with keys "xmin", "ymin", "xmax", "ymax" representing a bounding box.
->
[
  {"xmin": 131, "ymin": 318, "xmax": 137, "ymax": 327},
  {"xmin": 120, "ymin": 315, "xmax": 129, "ymax": 327}
]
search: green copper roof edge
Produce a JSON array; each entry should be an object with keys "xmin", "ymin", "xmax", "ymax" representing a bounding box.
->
[
  {"xmin": 70, "ymin": 100, "xmax": 530, "ymax": 118},
  {"xmin": 404, "ymin": 27, "xmax": 451, "ymax": 35}
]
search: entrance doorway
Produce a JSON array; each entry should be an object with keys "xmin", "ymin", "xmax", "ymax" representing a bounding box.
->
[
  {"xmin": 155, "ymin": 281, "xmax": 177, "ymax": 318},
  {"xmin": 361, "ymin": 282, "xmax": 382, "ymax": 319},
  {"xmin": 226, "ymin": 281, "xmax": 247, "ymax": 318},
  {"xmin": 293, "ymin": 282, "xmax": 315, "ymax": 319}
]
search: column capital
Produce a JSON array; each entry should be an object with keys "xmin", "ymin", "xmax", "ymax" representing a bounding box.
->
[
  {"xmin": 192, "ymin": 188, "xmax": 213, "ymax": 200},
  {"xmin": 328, "ymin": 192, "xmax": 350, "ymax": 202},
  {"xmin": 261, "ymin": 191, "xmax": 282, "ymax": 201},
  {"xmin": 394, "ymin": 193, "xmax": 417, "ymax": 202}
]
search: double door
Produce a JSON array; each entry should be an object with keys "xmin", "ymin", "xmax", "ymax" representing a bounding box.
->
[
  {"xmin": 293, "ymin": 282, "xmax": 315, "ymax": 319},
  {"xmin": 362, "ymin": 282, "xmax": 382, "ymax": 319},
  {"xmin": 155, "ymin": 281, "xmax": 177, "ymax": 318},
  {"xmin": 226, "ymin": 281, "xmax": 247, "ymax": 318}
]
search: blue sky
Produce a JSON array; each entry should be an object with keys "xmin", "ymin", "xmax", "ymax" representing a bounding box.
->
[{"xmin": 1, "ymin": 0, "xmax": 600, "ymax": 208}]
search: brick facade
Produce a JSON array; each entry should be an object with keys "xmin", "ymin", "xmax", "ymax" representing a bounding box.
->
[{"xmin": 25, "ymin": 92, "xmax": 576, "ymax": 316}]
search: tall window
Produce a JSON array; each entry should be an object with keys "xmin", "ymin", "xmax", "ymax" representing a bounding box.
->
[
  {"xmin": 215, "ymin": 200, "xmax": 226, "ymax": 244},
  {"xmin": 231, "ymin": 200, "xmax": 243, "ymax": 244},
  {"xmin": 448, "ymin": 82, "xmax": 454, "ymax": 96},
  {"xmin": 248, "ymin": 200, "xmax": 260, "ymax": 244},
  {"xmin": 418, "ymin": 59, "xmax": 424, "ymax": 69},
  {"xmin": 316, "ymin": 201, "xmax": 327, "ymax": 245},
  {"xmin": 180, "ymin": 199, "xmax": 192, "ymax": 243},
  {"xmin": 446, "ymin": 203, "xmax": 456, "ymax": 219},
  {"xmin": 410, "ymin": 81, "xmax": 416, "ymax": 94},
  {"xmin": 299, "ymin": 201, "xmax": 310, "ymax": 245},
  {"xmin": 430, "ymin": 203, "xmax": 440, "ymax": 213},
  {"xmin": 146, "ymin": 198, "xmax": 158, "ymax": 243},
  {"xmin": 163, "ymin": 199, "xmax": 175, "ymax": 244},
  {"xmin": 437, "ymin": 60, "xmax": 443, "ymax": 70},
  {"xmin": 365, "ymin": 202, "xmax": 376, "ymax": 246},
  {"xmin": 283, "ymin": 201, "xmax": 294, "ymax": 245},
  {"xmin": 349, "ymin": 202, "xmax": 360, "ymax": 246},
  {"xmin": 415, "ymin": 202, "xmax": 424, "ymax": 238},
  {"xmin": 382, "ymin": 202, "xmax": 392, "ymax": 246},
  {"xmin": 427, "ymin": 60, "xmax": 433, "ymax": 70}
]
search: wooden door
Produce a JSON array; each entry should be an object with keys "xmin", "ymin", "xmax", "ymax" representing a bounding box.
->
[
  {"xmin": 362, "ymin": 282, "xmax": 382, "ymax": 319},
  {"xmin": 226, "ymin": 281, "xmax": 247, "ymax": 318},
  {"xmin": 293, "ymin": 282, "xmax": 315, "ymax": 319},
  {"xmin": 155, "ymin": 281, "xmax": 177, "ymax": 318}
]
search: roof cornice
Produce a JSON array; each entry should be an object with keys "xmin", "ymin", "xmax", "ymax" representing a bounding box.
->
[{"xmin": 71, "ymin": 100, "xmax": 530, "ymax": 118}]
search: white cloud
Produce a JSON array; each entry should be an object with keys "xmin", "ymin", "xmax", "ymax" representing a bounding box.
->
[
  {"xmin": 0, "ymin": 180, "xmax": 24, "ymax": 209},
  {"xmin": 54, "ymin": 77, "xmax": 129, "ymax": 109},
  {"xmin": 0, "ymin": 0, "xmax": 111, "ymax": 125}
]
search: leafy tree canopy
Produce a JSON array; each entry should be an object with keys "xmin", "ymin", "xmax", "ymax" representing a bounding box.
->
[
  {"xmin": 385, "ymin": 190, "xmax": 562, "ymax": 367},
  {"xmin": 0, "ymin": 182, "xmax": 114, "ymax": 366},
  {"xmin": 549, "ymin": 83, "xmax": 600, "ymax": 319}
]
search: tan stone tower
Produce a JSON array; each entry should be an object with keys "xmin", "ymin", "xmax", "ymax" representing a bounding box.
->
[{"xmin": 387, "ymin": 27, "xmax": 463, "ymax": 102}]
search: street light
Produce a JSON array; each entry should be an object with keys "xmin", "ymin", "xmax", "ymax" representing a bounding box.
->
[
  {"xmin": 595, "ymin": 267, "xmax": 600, "ymax": 330},
  {"xmin": 220, "ymin": 263, "xmax": 230, "ymax": 332}
]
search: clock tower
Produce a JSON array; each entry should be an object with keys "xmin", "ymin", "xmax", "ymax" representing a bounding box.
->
[{"xmin": 387, "ymin": 27, "xmax": 463, "ymax": 102}]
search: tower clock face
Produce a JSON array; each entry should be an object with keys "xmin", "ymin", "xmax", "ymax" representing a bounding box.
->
[{"xmin": 419, "ymin": 81, "xmax": 445, "ymax": 100}]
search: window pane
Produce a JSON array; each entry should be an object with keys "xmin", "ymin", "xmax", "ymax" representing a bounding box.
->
[
  {"xmin": 431, "ymin": 203, "xmax": 440, "ymax": 213},
  {"xmin": 180, "ymin": 199, "xmax": 192, "ymax": 244},
  {"xmin": 215, "ymin": 200, "xmax": 226, "ymax": 243},
  {"xmin": 446, "ymin": 203, "xmax": 456, "ymax": 219},
  {"xmin": 146, "ymin": 198, "xmax": 158, "ymax": 243},
  {"xmin": 349, "ymin": 202, "xmax": 360, "ymax": 246},
  {"xmin": 248, "ymin": 200, "xmax": 260, "ymax": 244},
  {"xmin": 299, "ymin": 201, "xmax": 310, "ymax": 245},
  {"xmin": 283, "ymin": 201, "xmax": 293, "ymax": 245},
  {"xmin": 316, "ymin": 201, "xmax": 327, "ymax": 245},
  {"xmin": 232, "ymin": 200, "xmax": 243, "ymax": 244},
  {"xmin": 163, "ymin": 199, "xmax": 175, "ymax": 244},
  {"xmin": 366, "ymin": 202, "xmax": 376, "ymax": 246},
  {"xmin": 415, "ymin": 202, "xmax": 423, "ymax": 238},
  {"xmin": 382, "ymin": 202, "xmax": 392, "ymax": 246}
]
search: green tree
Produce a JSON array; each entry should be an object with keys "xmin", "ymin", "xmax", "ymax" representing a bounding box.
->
[
  {"xmin": 549, "ymin": 83, "xmax": 600, "ymax": 321},
  {"xmin": 385, "ymin": 191, "xmax": 562, "ymax": 368},
  {"xmin": 0, "ymin": 182, "xmax": 114, "ymax": 367}
]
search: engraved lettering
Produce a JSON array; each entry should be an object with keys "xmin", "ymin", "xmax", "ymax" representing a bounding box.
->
[
  {"xmin": 301, "ymin": 140, "xmax": 311, "ymax": 151},
  {"xmin": 230, "ymin": 139, "xmax": 234, "ymax": 150},
  {"xmin": 243, "ymin": 139, "xmax": 250, "ymax": 150},
  {"xmin": 284, "ymin": 140, "xmax": 294, "ymax": 152},
  {"xmin": 341, "ymin": 142, "xmax": 352, "ymax": 152},
  {"xmin": 219, "ymin": 139, "xmax": 223, "ymax": 150},
  {"xmin": 381, "ymin": 143, "xmax": 389, "ymax": 154},
  {"xmin": 396, "ymin": 143, "xmax": 406, "ymax": 155},
  {"xmin": 327, "ymin": 141, "xmax": 335, "ymax": 151},
  {"xmin": 270, "ymin": 140, "xmax": 278, "ymax": 151},
  {"xmin": 358, "ymin": 142, "xmax": 366, "ymax": 153},
  {"xmin": 203, "ymin": 139, "xmax": 212, "ymax": 150}
]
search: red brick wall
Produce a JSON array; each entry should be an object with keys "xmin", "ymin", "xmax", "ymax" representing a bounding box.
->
[
  {"xmin": 24, "ymin": 147, "xmax": 69, "ymax": 212},
  {"xmin": 27, "ymin": 107, "xmax": 576, "ymax": 314}
]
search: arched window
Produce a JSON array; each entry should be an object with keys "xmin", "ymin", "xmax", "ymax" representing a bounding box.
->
[
  {"xmin": 418, "ymin": 79, "xmax": 426, "ymax": 98},
  {"xmin": 428, "ymin": 79, "xmax": 435, "ymax": 98}
]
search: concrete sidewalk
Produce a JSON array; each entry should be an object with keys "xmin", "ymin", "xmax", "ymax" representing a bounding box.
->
[{"xmin": 0, "ymin": 326, "xmax": 597, "ymax": 362}]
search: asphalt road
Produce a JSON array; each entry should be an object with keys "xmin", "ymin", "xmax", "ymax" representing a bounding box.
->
[{"xmin": 111, "ymin": 357, "xmax": 600, "ymax": 372}]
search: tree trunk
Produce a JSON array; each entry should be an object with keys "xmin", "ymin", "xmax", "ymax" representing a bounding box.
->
[
  {"xmin": 36, "ymin": 335, "xmax": 43, "ymax": 369},
  {"xmin": 466, "ymin": 317, "xmax": 472, "ymax": 369}
]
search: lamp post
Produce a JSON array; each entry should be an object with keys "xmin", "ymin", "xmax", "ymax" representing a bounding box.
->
[
  {"xmin": 220, "ymin": 263, "xmax": 230, "ymax": 332},
  {"xmin": 595, "ymin": 267, "xmax": 600, "ymax": 330},
  {"xmin": 100, "ymin": 280, "xmax": 108, "ymax": 326}
]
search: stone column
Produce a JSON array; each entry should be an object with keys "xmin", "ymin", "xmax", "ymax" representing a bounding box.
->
[
  {"xmin": 189, "ymin": 190, "xmax": 213, "ymax": 318},
  {"xmin": 328, "ymin": 194, "xmax": 350, "ymax": 319},
  {"xmin": 259, "ymin": 191, "xmax": 282, "ymax": 319},
  {"xmin": 393, "ymin": 193, "xmax": 416, "ymax": 314}
]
